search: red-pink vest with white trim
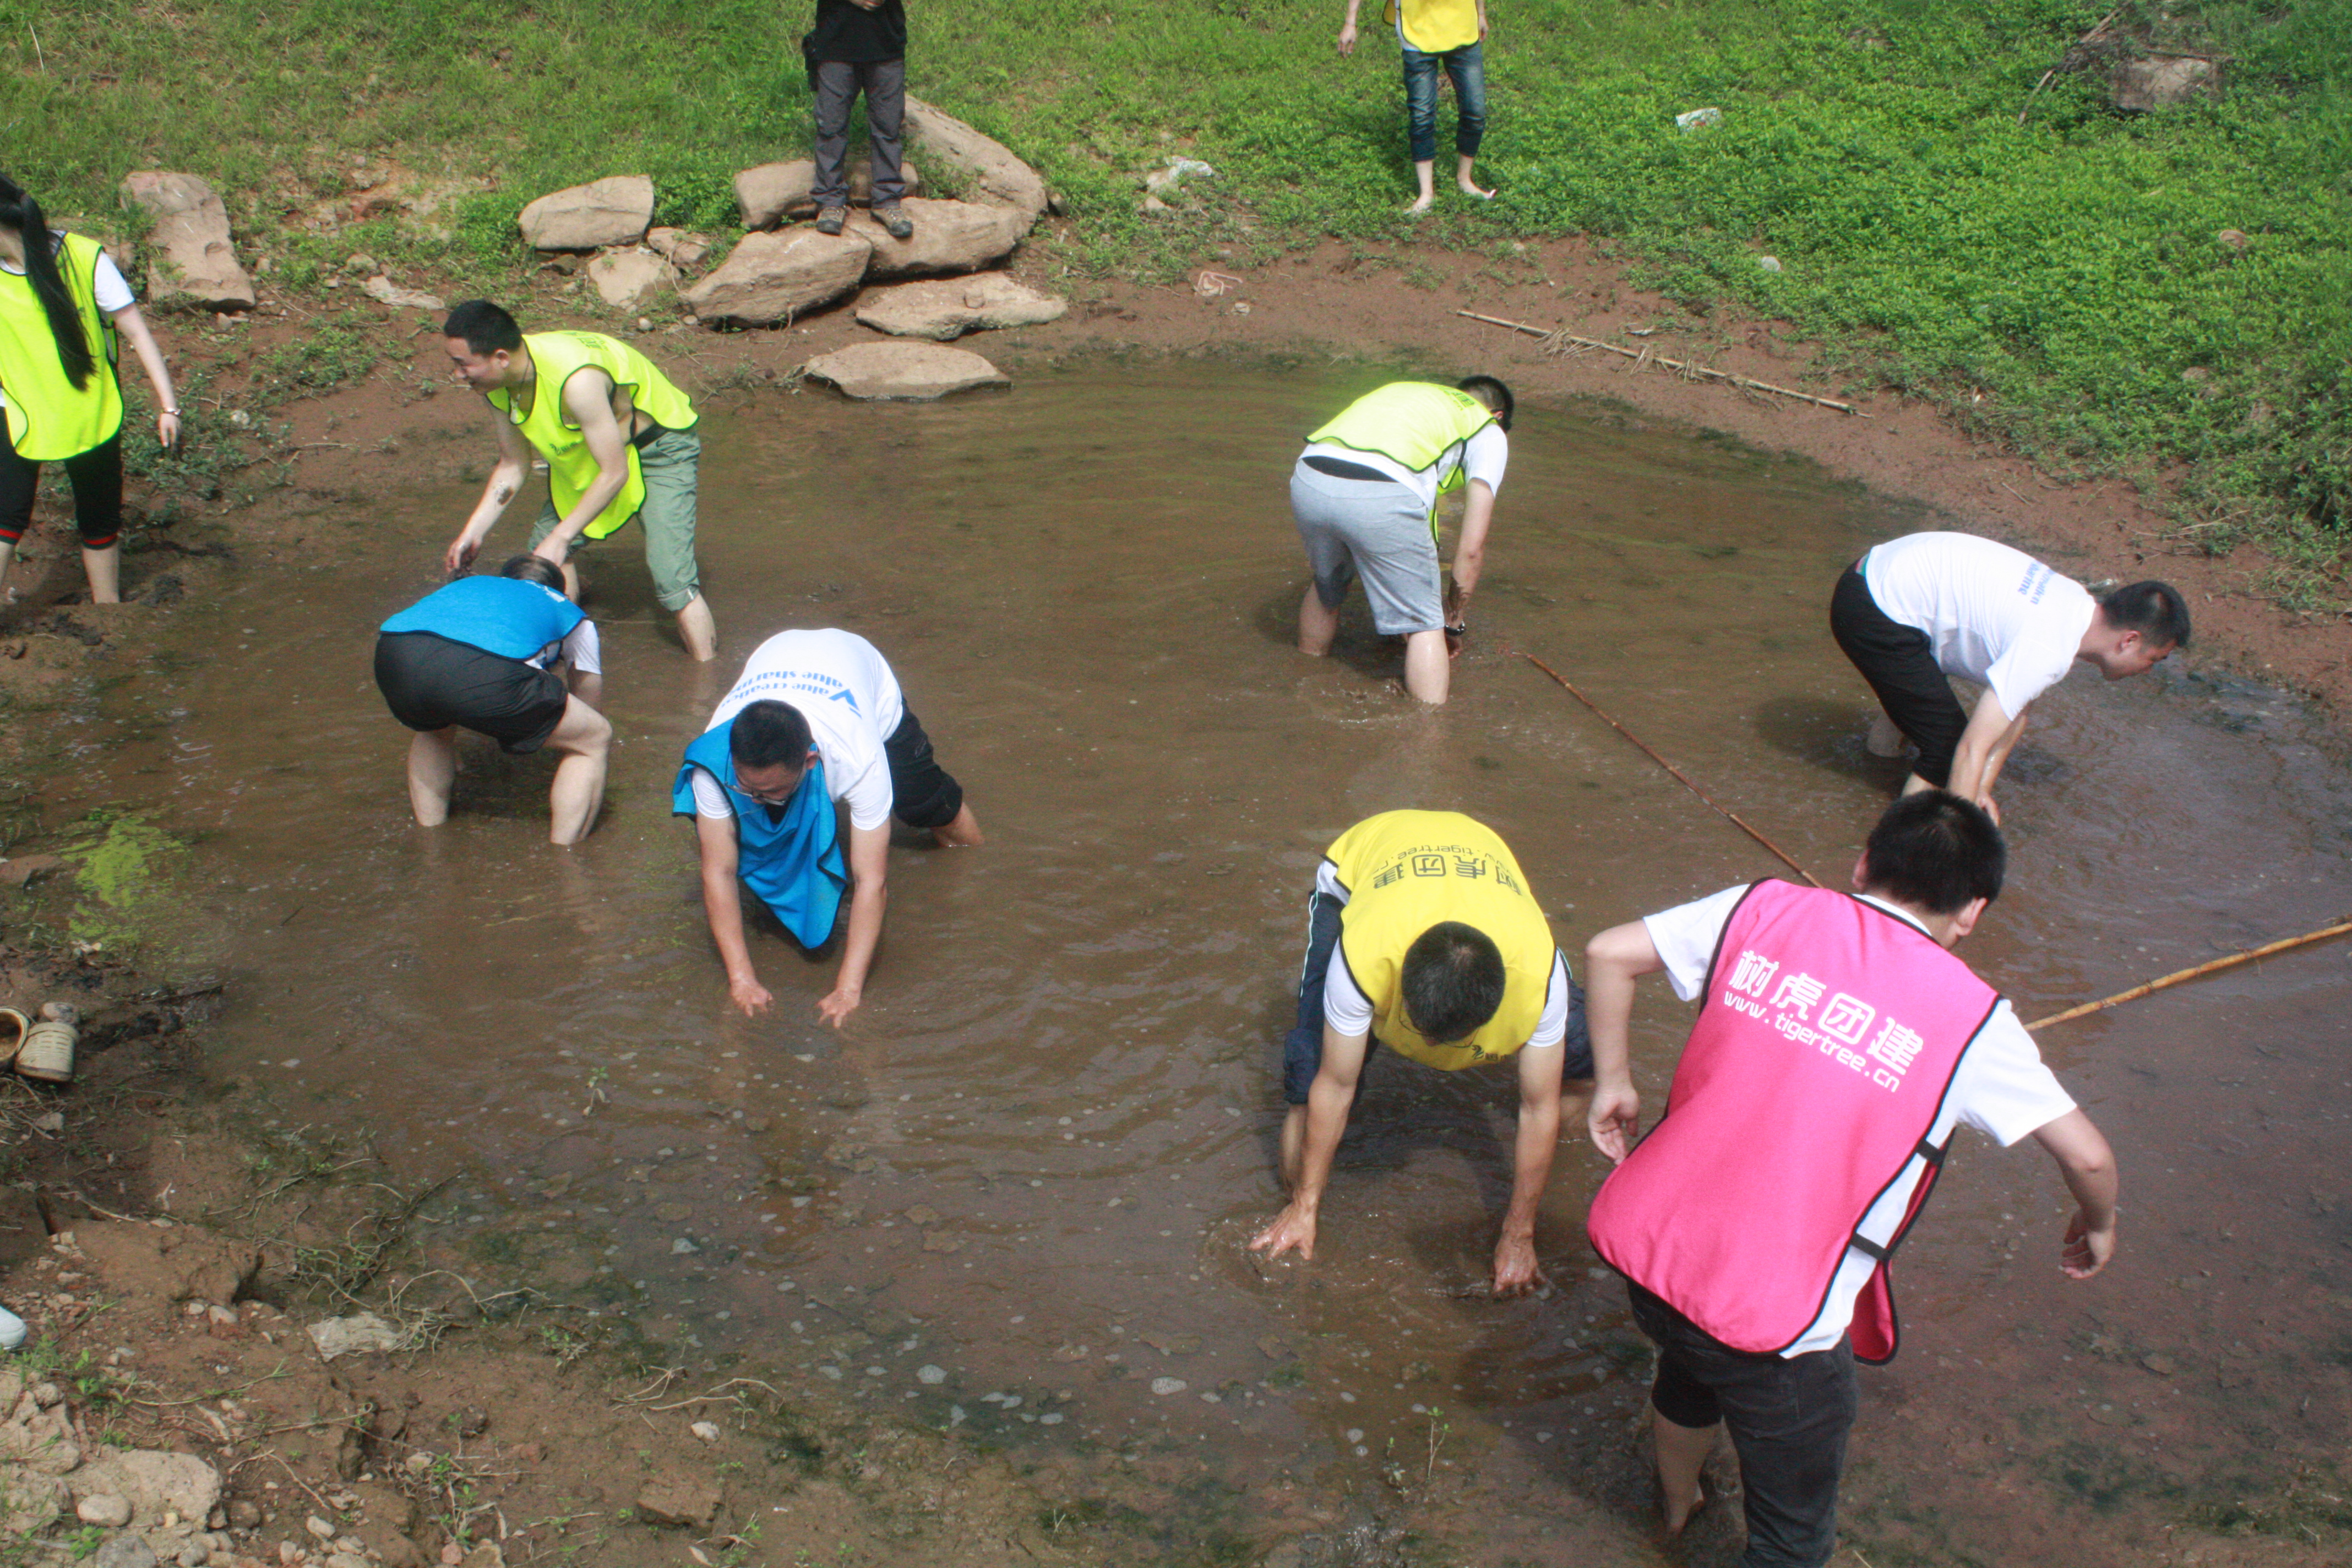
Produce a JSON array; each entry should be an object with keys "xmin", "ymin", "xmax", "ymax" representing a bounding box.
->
[{"xmin": 1587, "ymin": 880, "xmax": 2001, "ymax": 1363}]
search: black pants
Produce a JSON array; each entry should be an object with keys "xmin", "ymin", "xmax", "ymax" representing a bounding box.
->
[
  {"xmin": 0, "ymin": 429, "xmax": 123, "ymax": 549},
  {"xmin": 812, "ymin": 57, "xmax": 907, "ymax": 208},
  {"xmin": 1629, "ymin": 1284, "xmax": 1858, "ymax": 1568},
  {"xmin": 1828, "ymin": 562, "xmax": 1967, "ymax": 787},
  {"xmin": 881, "ymin": 706, "xmax": 962, "ymax": 830}
]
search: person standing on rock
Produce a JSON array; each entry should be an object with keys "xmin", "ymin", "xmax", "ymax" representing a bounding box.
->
[
  {"xmin": 807, "ymin": 0, "xmax": 916, "ymax": 241},
  {"xmin": 1580, "ymin": 791, "xmax": 2116, "ymax": 1566},
  {"xmin": 1249, "ymin": 809, "xmax": 1591, "ymax": 1296},
  {"xmin": 1338, "ymin": 0, "xmax": 1496, "ymax": 213},
  {"xmin": 1830, "ymin": 531, "xmax": 2188, "ymax": 820},
  {"xmin": 679, "ymin": 628, "xmax": 981, "ymax": 1027},
  {"xmin": 440, "ymin": 300, "xmax": 718, "ymax": 662},
  {"xmin": 0, "ymin": 175, "xmax": 182, "ymax": 611},
  {"xmin": 374, "ymin": 556, "xmax": 612, "ymax": 846},
  {"xmin": 1291, "ymin": 376, "xmax": 1510, "ymax": 704}
]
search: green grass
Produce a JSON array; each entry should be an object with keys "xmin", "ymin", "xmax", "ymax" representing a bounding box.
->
[{"xmin": 3, "ymin": 0, "xmax": 2349, "ymax": 584}]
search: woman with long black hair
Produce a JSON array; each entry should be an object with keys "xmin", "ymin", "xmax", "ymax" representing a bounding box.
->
[{"xmin": 0, "ymin": 173, "xmax": 181, "ymax": 608}]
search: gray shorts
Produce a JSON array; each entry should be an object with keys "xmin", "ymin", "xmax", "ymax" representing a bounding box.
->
[
  {"xmin": 530, "ymin": 426, "xmax": 703, "ymax": 612},
  {"xmin": 1289, "ymin": 457, "xmax": 1443, "ymax": 635}
]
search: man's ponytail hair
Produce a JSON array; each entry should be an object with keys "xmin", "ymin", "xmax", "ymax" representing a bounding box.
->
[
  {"xmin": 0, "ymin": 175, "xmax": 93, "ymax": 391},
  {"xmin": 1861, "ymin": 791, "xmax": 2005, "ymax": 915},
  {"xmin": 2100, "ymin": 580, "xmax": 2191, "ymax": 650},
  {"xmin": 729, "ymin": 700, "xmax": 813, "ymax": 770},
  {"xmin": 1400, "ymin": 921, "xmax": 1508, "ymax": 1044}
]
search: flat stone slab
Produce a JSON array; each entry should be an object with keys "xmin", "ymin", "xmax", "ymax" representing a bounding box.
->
[
  {"xmin": 845, "ymin": 197, "xmax": 1030, "ymax": 281},
  {"xmin": 519, "ymin": 175, "xmax": 653, "ymax": 251},
  {"xmin": 854, "ymin": 273, "xmax": 1068, "ymax": 340},
  {"xmin": 734, "ymin": 156, "xmax": 923, "ymax": 228},
  {"xmin": 682, "ymin": 228, "xmax": 872, "ymax": 326},
  {"xmin": 802, "ymin": 341, "xmax": 1007, "ymax": 401},
  {"xmin": 116, "ymin": 172, "xmax": 255, "ymax": 312}
]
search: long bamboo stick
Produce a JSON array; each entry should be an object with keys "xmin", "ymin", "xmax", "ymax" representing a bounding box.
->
[
  {"xmin": 1522, "ymin": 654, "xmax": 1822, "ymax": 887},
  {"xmin": 1456, "ymin": 311, "xmax": 1868, "ymax": 416},
  {"xmin": 2024, "ymin": 917, "xmax": 2352, "ymax": 1031}
]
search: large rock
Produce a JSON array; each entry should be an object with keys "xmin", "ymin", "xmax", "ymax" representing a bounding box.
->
[
  {"xmin": 802, "ymin": 341, "xmax": 1006, "ymax": 401},
  {"xmin": 681, "ymin": 228, "xmax": 871, "ymax": 326},
  {"xmin": 518, "ymin": 176, "xmax": 654, "ymax": 251},
  {"xmin": 75, "ymin": 1221, "xmax": 259, "ymax": 1306},
  {"xmin": 2112, "ymin": 54, "xmax": 2217, "ymax": 112},
  {"xmin": 902, "ymin": 96, "xmax": 1049, "ymax": 223},
  {"xmin": 115, "ymin": 173, "xmax": 255, "ymax": 312},
  {"xmin": 69, "ymin": 1450, "xmax": 221, "ymax": 1528},
  {"xmin": 854, "ymin": 274, "xmax": 1066, "ymax": 340},
  {"xmin": 587, "ymin": 247, "xmax": 677, "ymax": 310},
  {"xmin": 734, "ymin": 157, "xmax": 923, "ymax": 229},
  {"xmin": 844, "ymin": 198, "xmax": 1029, "ymax": 281}
]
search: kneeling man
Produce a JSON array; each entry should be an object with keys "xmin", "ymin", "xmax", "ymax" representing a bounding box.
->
[
  {"xmin": 374, "ymin": 556, "xmax": 609, "ymax": 845},
  {"xmin": 678, "ymin": 628, "xmax": 981, "ymax": 1026},
  {"xmin": 1582, "ymin": 792, "xmax": 2117, "ymax": 1567},
  {"xmin": 1250, "ymin": 809, "xmax": 1591, "ymax": 1295}
]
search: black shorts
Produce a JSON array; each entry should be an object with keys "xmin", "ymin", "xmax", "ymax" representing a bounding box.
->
[
  {"xmin": 1828, "ymin": 562, "xmax": 1969, "ymax": 788},
  {"xmin": 883, "ymin": 705, "xmax": 963, "ymax": 830},
  {"xmin": 373, "ymin": 631, "xmax": 570, "ymax": 755}
]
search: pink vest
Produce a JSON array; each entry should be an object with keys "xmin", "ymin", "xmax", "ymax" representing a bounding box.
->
[{"xmin": 1587, "ymin": 881, "xmax": 2000, "ymax": 1363}]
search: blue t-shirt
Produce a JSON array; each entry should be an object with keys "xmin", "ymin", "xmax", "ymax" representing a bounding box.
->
[{"xmin": 380, "ymin": 577, "xmax": 584, "ymax": 661}]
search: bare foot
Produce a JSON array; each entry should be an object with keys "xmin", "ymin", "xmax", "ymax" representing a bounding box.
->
[
  {"xmin": 1662, "ymin": 1477, "xmax": 1707, "ymax": 1537},
  {"xmin": 1404, "ymin": 194, "xmax": 1434, "ymax": 214},
  {"xmin": 1458, "ymin": 180, "xmax": 1496, "ymax": 200}
]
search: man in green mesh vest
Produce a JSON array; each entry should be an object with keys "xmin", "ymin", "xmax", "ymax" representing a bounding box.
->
[
  {"xmin": 441, "ymin": 301, "xmax": 718, "ymax": 662},
  {"xmin": 1289, "ymin": 375, "xmax": 1511, "ymax": 704}
]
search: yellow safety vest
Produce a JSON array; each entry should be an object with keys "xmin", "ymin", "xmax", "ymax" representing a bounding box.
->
[
  {"xmin": 0, "ymin": 233, "xmax": 122, "ymax": 461},
  {"xmin": 1384, "ymin": 0, "xmax": 1482, "ymax": 56},
  {"xmin": 1309, "ymin": 381, "xmax": 1496, "ymax": 533},
  {"xmin": 489, "ymin": 332, "xmax": 698, "ymax": 541},
  {"xmin": 1326, "ymin": 810, "xmax": 1556, "ymax": 1070}
]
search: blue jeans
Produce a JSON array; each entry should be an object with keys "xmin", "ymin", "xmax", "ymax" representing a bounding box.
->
[{"xmin": 1401, "ymin": 40, "xmax": 1487, "ymax": 165}]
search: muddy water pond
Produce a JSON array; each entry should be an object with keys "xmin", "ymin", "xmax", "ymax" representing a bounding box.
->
[{"xmin": 50, "ymin": 362, "xmax": 2352, "ymax": 1562}]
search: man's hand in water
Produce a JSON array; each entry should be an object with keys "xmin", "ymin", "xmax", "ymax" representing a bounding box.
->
[{"xmin": 729, "ymin": 975, "xmax": 773, "ymax": 1017}]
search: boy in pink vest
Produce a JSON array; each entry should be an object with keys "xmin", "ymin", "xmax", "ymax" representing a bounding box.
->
[{"xmin": 1581, "ymin": 792, "xmax": 2117, "ymax": 1568}]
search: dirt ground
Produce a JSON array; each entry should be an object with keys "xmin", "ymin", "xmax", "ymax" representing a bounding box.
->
[{"xmin": 0, "ymin": 221, "xmax": 2345, "ymax": 1567}]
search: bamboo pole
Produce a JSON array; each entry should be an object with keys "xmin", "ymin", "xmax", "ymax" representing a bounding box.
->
[
  {"xmin": 1456, "ymin": 311, "xmax": 1868, "ymax": 416},
  {"xmin": 1522, "ymin": 654, "xmax": 1822, "ymax": 887},
  {"xmin": 2024, "ymin": 917, "xmax": 2352, "ymax": 1032}
]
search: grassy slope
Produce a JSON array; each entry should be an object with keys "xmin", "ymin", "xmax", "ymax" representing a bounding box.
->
[{"xmin": 4, "ymin": 0, "xmax": 2349, "ymax": 584}]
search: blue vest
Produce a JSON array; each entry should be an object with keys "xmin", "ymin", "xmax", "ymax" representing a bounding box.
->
[
  {"xmin": 673, "ymin": 726, "xmax": 847, "ymax": 948},
  {"xmin": 380, "ymin": 577, "xmax": 584, "ymax": 660}
]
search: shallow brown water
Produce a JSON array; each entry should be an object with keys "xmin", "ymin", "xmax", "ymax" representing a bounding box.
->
[{"xmin": 52, "ymin": 362, "xmax": 2352, "ymax": 1562}]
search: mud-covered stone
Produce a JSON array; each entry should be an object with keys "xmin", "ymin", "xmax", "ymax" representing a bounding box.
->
[
  {"xmin": 853, "ymin": 274, "xmax": 1067, "ymax": 340},
  {"xmin": 76, "ymin": 1221, "xmax": 258, "ymax": 1306},
  {"xmin": 70, "ymin": 1449, "xmax": 221, "ymax": 1526},
  {"xmin": 2112, "ymin": 55, "xmax": 2217, "ymax": 112},
  {"xmin": 586, "ymin": 248, "xmax": 676, "ymax": 311},
  {"xmin": 518, "ymin": 176, "xmax": 654, "ymax": 252},
  {"xmin": 634, "ymin": 1470, "xmax": 721, "ymax": 1528},
  {"xmin": 680, "ymin": 229, "xmax": 872, "ymax": 327}
]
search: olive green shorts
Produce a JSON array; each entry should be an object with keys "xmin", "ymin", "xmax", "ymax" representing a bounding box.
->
[{"xmin": 530, "ymin": 426, "xmax": 703, "ymax": 612}]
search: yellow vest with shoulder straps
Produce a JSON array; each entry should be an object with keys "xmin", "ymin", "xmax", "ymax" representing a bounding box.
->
[
  {"xmin": 1383, "ymin": 0, "xmax": 1482, "ymax": 53},
  {"xmin": 489, "ymin": 332, "xmax": 698, "ymax": 541},
  {"xmin": 0, "ymin": 233, "xmax": 123, "ymax": 461},
  {"xmin": 1308, "ymin": 381, "xmax": 1496, "ymax": 524},
  {"xmin": 1327, "ymin": 810, "xmax": 1555, "ymax": 1070}
]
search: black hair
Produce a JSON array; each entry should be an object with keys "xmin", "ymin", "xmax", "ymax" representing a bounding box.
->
[
  {"xmin": 1861, "ymin": 791, "xmax": 2006, "ymax": 916},
  {"xmin": 443, "ymin": 298, "xmax": 524, "ymax": 357},
  {"xmin": 1400, "ymin": 922, "xmax": 1507, "ymax": 1044},
  {"xmin": 1456, "ymin": 374, "xmax": 1514, "ymax": 432},
  {"xmin": 0, "ymin": 174, "xmax": 93, "ymax": 390},
  {"xmin": 498, "ymin": 554, "xmax": 567, "ymax": 592},
  {"xmin": 2099, "ymin": 580, "xmax": 2191, "ymax": 650},
  {"xmin": 729, "ymin": 700, "xmax": 813, "ymax": 770}
]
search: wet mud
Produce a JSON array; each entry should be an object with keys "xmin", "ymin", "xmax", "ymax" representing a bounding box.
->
[{"xmin": 14, "ymin": 361, "xmax": 2352, "ymax": 1565}]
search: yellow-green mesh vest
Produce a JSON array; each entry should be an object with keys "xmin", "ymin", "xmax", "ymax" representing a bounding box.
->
[
  {"xmin": 1309, "ymin": 381, "xmax": 1495, "ymax": 533},
  {"xmin": 0, "ymin": 233, "xmax": 122, "ymax": 461},
  {"xmin": 1383, "ymin": 0, "xmax": 1481, "ymax": 53},
  {"xmin": 1327, "ymin": 810, "xmax": 1555, "ymax": 1070},
  {"xmin": 490, "ymin": 332, "xmax": 698, "ymax": 541}
]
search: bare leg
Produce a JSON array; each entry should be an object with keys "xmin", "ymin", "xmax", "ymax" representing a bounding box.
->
[
  {"xmin": 82, "ymin": 543, "xmax": 120, "ymax": 604},
  {"xmin": 1297, "ymin": 584, "xmax": 1340, "ymax": 657},
  {"xmin": 542, "ymin": 696, "xmax": 612, "ymax": 846},
  {"xmin": 1402, "ymin": 627, "xmax": 1451, "ymax": 704},
  {"xmin": 1652, "ymin": 1406, "xmax": 1716, "ymax": 1535},
  {"xmin": 1865, "ymin": 710, "xmax": 1908, "ymax": 758},
  {"xmin": 930, "ymin": 802, "xmax": 984, "ymax": 847},
  {"xmin": 406, "ymin": 727, "xmax": 459, "ymax": 826},
  {"xmin": 0, "ymin": 540, "xmax": 14, "ymax": 608},
  {"xmin": 1456, "ymin": 154, "xmax": 1494, "ymax": 199},
  {"xmin": 673, "ymin": 592, "xmax": 718, "ymax": 663},
  {"xmin": 1278, "ymin": 1104, "xmax": 1308, "ymax": 1187},
  {"xmin": 1406, "ymin": 159, "xmax": 1437, "ymax": 214}
]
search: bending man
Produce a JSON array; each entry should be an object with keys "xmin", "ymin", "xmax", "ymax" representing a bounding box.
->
[
  {"xmin": 441, "ymin": 300, "xmax": 717, "ymax": 661},
  {"xmin": 1250, "ymin": 809, "xmax": 1590, "ymax": 1294},
  {"xmin": 678, "ymin": 629, "xmax": 981, "ymax": 1027},
  {"xmin": 1291, "ymin": 377, "xmax": 1510, "ymax": 704},
  {"xmin": 1582, "ymin": 792, "xmax": 2117, "ymax": 1567}
]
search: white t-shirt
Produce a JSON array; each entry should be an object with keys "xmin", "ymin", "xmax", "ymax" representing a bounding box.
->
[
  {"xmin": 1313, "ymin": 858, "xmax": 1571, "ymax": 1049},
  {"xmin": 524, "ymin": 619, "xmax": 600, "ymax": 677},
  {"xmin": 1862, "ymin": 532, "xmax": 2095, "ymax": 719},
  {"xmin": 690, "ymin": 629, "xmax": 904, "ymax": 832},
  {"xmin": 1641, "ymin": 883, "xmax": 2077, "ymax": 1355},
  {"xmin": 1303, "ymin": 421, "xmax": 1507, "ymax": 515},
  {"xmin": 0, "ymin": 239, "xmax": 134, "ymax": 416}
]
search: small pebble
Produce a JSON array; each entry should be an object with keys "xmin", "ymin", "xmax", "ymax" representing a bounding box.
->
[
  {"xmin": 1150, "ymin": 1377, "xmax": 1187, "ymax": 1396},
  {"xmin": 689, "ymin": 1420, "xmax": 721, "ymax": 1442},
  {"xmin": 74, "ymin": 1493, "xmax": 129, "ymax": 1527},
  {"xmin": 306, "ymin": 1515, "xmax": 336, "ymax": 1539},
  {"xmin": 917, "ymin": 1365, "xmax": 946, "ymax": 1385}
]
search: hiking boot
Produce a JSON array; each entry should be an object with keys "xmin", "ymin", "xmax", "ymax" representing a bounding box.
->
[
  {"xmin": 815, "ymin": 205, "xmax": 848, "ymax": 236},
  {"xmin": 874, "ymin": 203, "xmax": 914, "ymax": 241}
]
